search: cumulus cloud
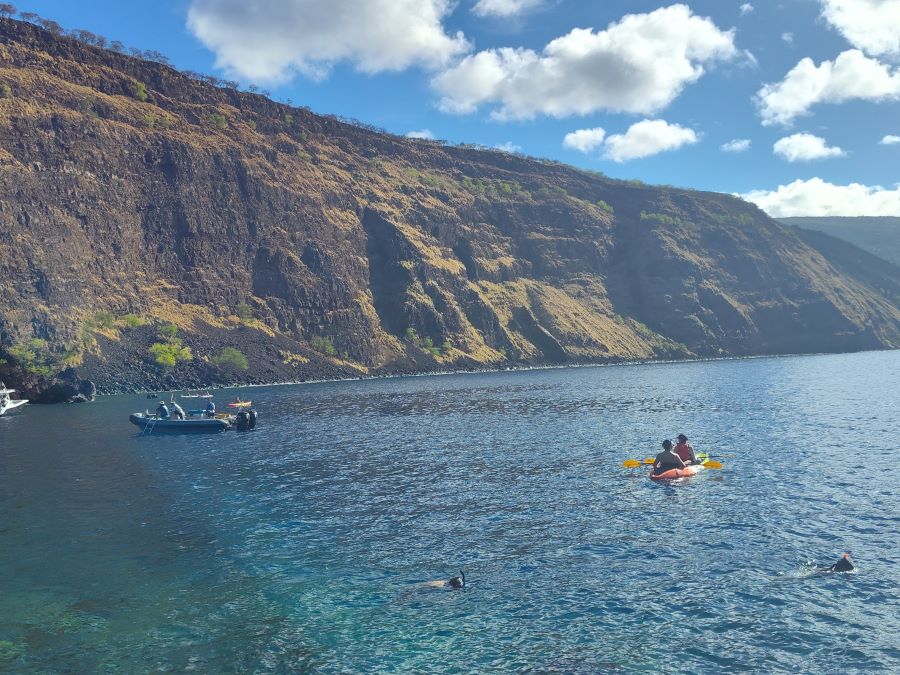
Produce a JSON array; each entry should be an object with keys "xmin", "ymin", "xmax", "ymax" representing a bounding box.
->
[
  {"xmin": 773, "ymin": 133, "xmax": 845, "ymax": 161},
  {"xmin": 603, "ymin": 119, "xmax": 698, "ymax": 162},
  {"xmin": 756, "ymin": 49, "xmax": 900, "ymax": 126},
  {"xmin": 742, "ymin": 177, "xmax": 900, "ymax": 216},
  {"xmin": 881, "ymin": 134, "xmax": 900, "ymax": 144},
  {"xmin": 782, "ymin": 32, "xmax": 794, "ymax": 44},
  {"xmin": 721, "ymin": 138, "xmax": 751, "ymax": 152},
  {"xmin": 472, "ymin": 0, "xmax": 544, "ymax": 17},
  {"xmin": 493, "ymin": 141, "xmax": 523, "ymax": 153},
  {"xmin": 740, "ymin": 3, "xmax": 754, "ymax": 15},
  {"xmin": 563, "ymin": 127, "xmax": 607, "ymax": 153},
  {"xmin": 432, "ymin": 4, "xmax": 736, "ymax": 119},
  {"xmin": 406, "ymin": 129, "xmax": 435, "ymax": 139},
  {"xmin": 820, "ymin": 0, "xmax": 900, "ymax": 58},
  {"xmin": 187, "ymin": 0, "xmax": 469, "ymax": 82}
]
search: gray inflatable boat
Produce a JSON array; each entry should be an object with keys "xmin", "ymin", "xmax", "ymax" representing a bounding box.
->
[{"xmin": 129, "ymin": 412, "xmax": 230, "ymax": 434}]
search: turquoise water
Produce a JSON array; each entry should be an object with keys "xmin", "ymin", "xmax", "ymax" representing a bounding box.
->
[{"xmin": 1, "ymin": 351, "xmax": 899, "ymax": 672}]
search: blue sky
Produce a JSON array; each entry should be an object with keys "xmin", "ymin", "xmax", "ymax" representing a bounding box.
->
[{"xmin": 11, "ymin": 0, "xmax": 900, "ymax": 216}]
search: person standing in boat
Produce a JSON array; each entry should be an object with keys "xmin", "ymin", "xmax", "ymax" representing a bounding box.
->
[
  {"xmin": 651, "ymin": 440, "xmax": 686, "ymax": 477},
  {"xmin": 674, "ymin": 434, "xmax": 699, "ymax": 465},
  {"xmin": 205, "ymin": 399, "xmax": 216, "ymax": 418},
  {"xmin": 156, "ymin": 400, "xmax": 170, "ymax": 419},
  {"xmin": 169, "ymin": 397, "xmax": 185, "ymax": 420}
]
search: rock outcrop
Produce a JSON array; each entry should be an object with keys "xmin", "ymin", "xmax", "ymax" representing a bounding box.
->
[{"xmin": 0, "ymin": 18, "xmax": 898, "ymax": 396}]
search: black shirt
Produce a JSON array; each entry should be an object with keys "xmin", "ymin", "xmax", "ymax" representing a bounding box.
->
[{"xmin": 653, "ymin": 449, "xmax": 686, "ymax": 475}]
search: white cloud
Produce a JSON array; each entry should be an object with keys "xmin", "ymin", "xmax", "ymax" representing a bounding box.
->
[
  {"xmin": 820, "ymin": 0, "xmax": 900, "ymax": 58},
  {"xmin": 881, "ymin": 134, "xmax": 900, "ymax": 144},
  {"xmin": 472, "ymin": 0, "xmax": 544, "ymax": 17},
  {"xmin": 563, "ymin": 127, "xmax": 607, "ymax": 153},
  {"xmin": 432, "ymin": 4, "xmax": 736, "ymax": 119},
  {"xmin": 756, "ymin": 49, "xmax": 900, "ymax": 126},
  {"xmin": 603, "ymin": 119, "xmax": 698, "ymax": 162},
  {"xmin": 782, "ymin": 32, "xmax": 794, "ymax": 44},
  {"xmin": 721, "ymin": 138, "xmax": 751, "ymax": 152},
  {"xmin": 493, "ymin": 141, "xmax": 523, "ymax": 153},
  {"xmin": 187, "ymin": 0, "xmax": 469, "ymax": 82},
  {"xmin": 742, "ymin": 177, "xmax": 900, "ymax": 216},
  {"xmin": 773, "ymin": 133, "xmax": 845, "ymax": 161},
  {"xmin": 740, "ymin": 3, "xmax": 754, "ymax": 15},
  {"xmin": 406, "ymin": 129, "xmax": 435, "ymax": 139}
]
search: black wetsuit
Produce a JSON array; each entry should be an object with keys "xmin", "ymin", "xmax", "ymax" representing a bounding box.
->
[
  {"xmin": 830, "ymin": 557, "xmax": 854, "ymax": 572},
  {"xmin": 652, "ymin": 449, "xmax": 686, "ymax": 476}
]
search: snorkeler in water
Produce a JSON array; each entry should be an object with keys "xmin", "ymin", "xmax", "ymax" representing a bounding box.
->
[
  {"xmin": 423, "ymin": 570, "xmax": 465, "ymax": 590},
  {"xmin": 827, "ymin": 552, "xmax": 854, "ymax": 573}
]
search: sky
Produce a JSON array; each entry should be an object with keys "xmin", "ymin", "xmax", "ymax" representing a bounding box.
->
[{"xmin": 10, "ymin": 0, "xmax": 900, "ymax": 216}]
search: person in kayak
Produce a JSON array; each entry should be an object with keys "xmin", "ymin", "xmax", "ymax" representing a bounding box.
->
[
  {"xmin": 829, "ymin": 552, "xmax": 854, "ymax": 572},
  {"xmin": 652, "ymin": 440, "xmax": 686, "ymax": 476},
  {"xmin": 674, "ymin": 434, "xmax": 700, "ymax": 465}
]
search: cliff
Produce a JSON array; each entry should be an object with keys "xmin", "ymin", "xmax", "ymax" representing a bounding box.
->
[
  {"xmin": 1, "ymin": 18, "xmax": 898, "ymax": 397},
  {"xmin": 779, "ymin": 217, "xmax": 900, "ymax": 268}
]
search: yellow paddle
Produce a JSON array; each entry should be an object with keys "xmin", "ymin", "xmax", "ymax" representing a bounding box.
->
[
  {"xmin": 622, "ymin": 457, "xmax": 723, "ymax": 469},
  {"xmin": 622, "ymin": 458, "xmax": 654, "ymax": 467}
]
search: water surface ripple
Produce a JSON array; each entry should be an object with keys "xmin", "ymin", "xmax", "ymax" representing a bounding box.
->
[{"xmin": 1, "ymin": 352, "xmax": 898, "ymax": 672}]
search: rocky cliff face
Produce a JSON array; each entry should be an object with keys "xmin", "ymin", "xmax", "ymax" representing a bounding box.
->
[{"xmin": 1, "ymin": 18, "xmax": 898, "ymax": 396}]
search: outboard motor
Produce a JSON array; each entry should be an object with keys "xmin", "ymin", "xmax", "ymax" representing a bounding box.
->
[
  {"xmin": 235, "ymin": 410, "xmax": 250, "ymax": 431},
  {"xmin": 248, "ymin": 408, "xmax": 258, "ymax": 429}
]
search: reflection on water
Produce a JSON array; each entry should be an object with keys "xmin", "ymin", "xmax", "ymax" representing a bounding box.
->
[{"xmin": 1, "ymin": 352, "xmax": 899, "ymax": 671}]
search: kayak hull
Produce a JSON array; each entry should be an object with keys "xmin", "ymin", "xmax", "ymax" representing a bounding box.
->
[
  {"xmin": 129, "ymin": 413, "xmax": 230, "ymax": 433},
  {"xmin": 649, "ymin": 455, "xmax": 709, "ymax": 480},
  {"xmin": 649, "ymin": 464, "xmax": 704, "ymax": 480}
]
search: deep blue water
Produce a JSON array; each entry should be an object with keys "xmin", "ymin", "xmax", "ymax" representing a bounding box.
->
[{"xmin": 1, "ymin": 351, "xmax": 899, "ymax": 672}]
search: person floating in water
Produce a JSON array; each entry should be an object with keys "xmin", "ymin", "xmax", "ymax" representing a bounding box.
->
[
  {"xmin": 674, "ymin": 433, "xmax": 699, "ymax": 465},
  {"xmin": 651, "ymin": 440, "xmax": 686, "ymax": 477},
  {"xmin": 423, "ymin": 571, "xmax": 465, "ymax": 590},
  {"xmin": 828, "ymin": 552, "xmax": 854, "ymax": 573}
]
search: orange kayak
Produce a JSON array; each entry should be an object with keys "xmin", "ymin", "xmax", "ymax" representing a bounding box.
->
[{"xmin": 649, "ymin": 457, "xmax": 708, "ymax": 480}]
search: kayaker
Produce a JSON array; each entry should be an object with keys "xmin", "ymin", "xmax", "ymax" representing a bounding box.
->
[
  {"xmin": 829, "ymin": 552, "xmax": 854, "ymax": 573},
  {"xmin": 674, "ymin": 434, "xmax": 699, "ymax": 465},
  {"xmin": 205, "ymin": 399, "xmax": 216, "ymax": 418},
  {"xmin": 651, "ymin": 440, "xmax": 686, "ymax": 476},
  {"xmin": 156, "ymin": 401, "xmax": 170, "ymax": 419}
]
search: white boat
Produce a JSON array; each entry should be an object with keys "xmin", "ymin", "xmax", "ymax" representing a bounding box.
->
[{"xmin": 0, "ymin": 384, "xmax": 28, "ymax": 416}]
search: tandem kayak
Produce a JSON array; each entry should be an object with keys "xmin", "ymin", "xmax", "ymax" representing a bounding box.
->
[
  {"xmin": 649, "ymin": 454, "xmax": 709, "ymax": 480},
  {"xmin": 129, "ymin": 413, "xmax": 230, "ymax": 434}
]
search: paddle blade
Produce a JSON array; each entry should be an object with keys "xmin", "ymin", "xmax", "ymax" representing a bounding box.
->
[
  {"xmin": 643, "ymin": 458, "xmax": 655, "ymax": 464},
  {"xmin": 622, "ymin": 459, "xmax": 642, "ymax": 468},
  {"xmin": 704, "ymin": 460, "xmax": 723, "ymax": 469}
]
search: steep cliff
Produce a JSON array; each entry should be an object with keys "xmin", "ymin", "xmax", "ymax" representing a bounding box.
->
[
  {"xmin": 779, "ymin": 217, "xmax": 900, "ymax": 268},
  {"xmin": 1, "ymin": 18, "xmax": 898, "ymax": 395}
]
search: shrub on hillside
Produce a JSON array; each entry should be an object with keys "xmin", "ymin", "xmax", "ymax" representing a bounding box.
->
[
  {"xmin": 311, "ymin": 335, "xmax": 336, "ymax": 356},
  {"xmin": 214, "ymin": 347, "xmax": 249, "ymax": 371},
  {"xmin": 235, "ymin": 303, "xmax": 253, "ymax": 321},
  {"xmin": 204, "ymin": 113, "xmax": 226, "ymax": 130},
  {"xmin": 117, "ymin": 313, "xmax": 145, "ymax": 329},
  {"xmin": 148, "ymin": 340, "xmax": 192, "ymax": 368},
  {"xmin": 130, "ymin": 81, "xmax": 148, "ymax": 102}
]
